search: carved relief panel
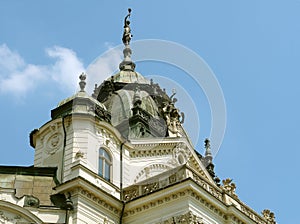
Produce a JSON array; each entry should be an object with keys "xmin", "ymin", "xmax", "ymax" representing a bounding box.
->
[
  {"xmin": 0, "ymin": 210, "xmax": 30, "ymax": 224},
  {"xmin": 45, "ymin": 132, "xmax": 63, "ymax": 155},
  {"xmin": 168, "ymin": 143, "xmax": 190, "ymax": 166}
]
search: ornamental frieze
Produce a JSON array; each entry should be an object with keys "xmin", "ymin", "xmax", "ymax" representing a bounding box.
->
[{"xmin": 156, "ymin": 211, "xmax": 204, "ymax": 224}]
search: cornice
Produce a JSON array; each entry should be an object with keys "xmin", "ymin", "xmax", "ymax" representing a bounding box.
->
[
  {"xmin": 75, "ymin": 187, "xmax": 121, "ymax": 216},
  {"xmin": 190, "ymin": 172, "xmax": 268, "ymax": 224},
  {"xmin": 123, "ymin": 170, "xmax": 268, "ymax": 224},
  {"xmin": 129, "ymin": 137, "xmax": 189, "ymax": 148},
  {"xmin": 54, "ymin": 177, "xmax": 122, "ymax": 215},
  {"xmin": 129, "ymin": 146, "xmax": 173, "ymax": 158},
  {"xmin": 123, "ymin": 179, "xmax": 227, "ymax": 221},
  {"xmin": 124, "ymin": 179, "xmax": 263, "ymax": 224}
]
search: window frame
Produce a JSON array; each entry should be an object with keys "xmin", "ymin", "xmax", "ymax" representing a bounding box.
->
[{"xmin": 98, "ymin": 147, "xmax": 112, "ymax": 182}]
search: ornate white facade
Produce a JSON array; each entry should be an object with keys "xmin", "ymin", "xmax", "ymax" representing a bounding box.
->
[{"xmin": 0, "ymin": 9, "xmax": 276, "ymax": 224}]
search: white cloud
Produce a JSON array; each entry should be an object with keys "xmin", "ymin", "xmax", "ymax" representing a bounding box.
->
[
  {"xmin": 0, "ymin": 44, "xmax": 84, "ymax": 97},
  {"xmin": 0, "ymin": 64, "xmax": 46, "ymax": 95},
  {"xmin": 0, "ymin": 44, "xmax": 25, "ymax": 73},
  {"xmin": 0, "ymin": 43, "xmax": 124, "ymax": 99},
  {"xmin": 46, "ymin": 46, "xmax": 84, "ymax": 92}
]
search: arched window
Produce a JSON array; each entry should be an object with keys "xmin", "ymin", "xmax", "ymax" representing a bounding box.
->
[{"xmin": 98, "ymin": 148, "xmax": 112, "ymax": 181}]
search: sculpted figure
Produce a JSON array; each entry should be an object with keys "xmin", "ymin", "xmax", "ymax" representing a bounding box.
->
[{"xmin": 122, "ymin": 8, "xmax": 132, "ymax": 45}]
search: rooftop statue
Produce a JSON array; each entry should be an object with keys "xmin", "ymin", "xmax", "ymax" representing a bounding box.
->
[
  {"xmin": 262, "ymin": 210, "xmax": 276, "ymax": 224},
  {"xmin": 222, "ymin": 178, "xmax": 237, "ymax": 198},
  {"xmin": 122, "ymin": 8, "xmax": 132, "ymax": 45},
  {"xmin": 119, "ymin": 8, "xmax": 135, "ymax": 71}
]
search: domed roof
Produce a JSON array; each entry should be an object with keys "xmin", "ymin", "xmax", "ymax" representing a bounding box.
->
[
  {"xmin": 52, "ymin": 74, "xmax": 109, "ymax": 121},
  {"xmin": 108, "ymin": 70, "xmax": 150, "ymax": 84},
  {"xmin": 90, "ymin": 10, "xmax": 185, "ymax": 139},
  {"xmin": 57, "ymin": 91, "xmax": 106, "ymax": 110},
  {"xmin": 93, "ymin": 67, "xmax": 187, "ymax": 138},
  {"xmin": 105, "ymin": 88, "xmax": 159, "ymax": 127}
]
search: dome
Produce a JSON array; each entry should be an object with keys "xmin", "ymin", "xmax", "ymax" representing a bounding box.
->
[
  {"xmin": 52, "ymin": 74, "xmax": 109, "ymax": 121},
  {"xmin": 57, "ymin": 91, "xmax": 106, "ymax": 110},
  {"xmin": 109, "ymin": 70, "xmax": 150, "ymax": 84},
  {"xmin": 90, "ymin": 14, "xmax": 185, "ymax": 138},
  {"xmin": 93, "ymin": 68, "xmax": 186, "ymax": 139},
  {"xmin": 105, "ymin": 88, "xmax": 159, "ymax": 127}
]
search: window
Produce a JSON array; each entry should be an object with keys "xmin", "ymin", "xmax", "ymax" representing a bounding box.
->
[{"xmin": 98, "ymin": 148, "xmax": 112, "ymax": 181}]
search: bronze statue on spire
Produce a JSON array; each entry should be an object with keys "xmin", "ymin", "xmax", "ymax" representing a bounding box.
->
[
  {"xmin": 119, "ymin": 8, "xmax": 135, "ymax": 71},
  {"xmin": 122, "ymin": 8, "xmax": 132, "ymax": 45}
]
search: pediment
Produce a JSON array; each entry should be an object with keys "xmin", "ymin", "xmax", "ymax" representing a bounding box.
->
[{"xmin": 129, "ymin": 139, "xmax": 215, "ymax": 185}]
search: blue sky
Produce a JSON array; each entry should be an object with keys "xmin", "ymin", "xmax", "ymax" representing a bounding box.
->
[{"xmin": 1, "ymin": 1, "xmax": 299, "ymax": 223}]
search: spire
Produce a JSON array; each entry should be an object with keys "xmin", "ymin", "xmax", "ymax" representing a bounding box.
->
[
  {"xmin": 119, "ymin": 8, "xmax": 136, "ymax": 71},
  {"xmin": 204, "ymin": 138, "xmax": 220, "ymax": 186},
  {"xmin": 204, "ymin": 138, "xmax": 213, "ymax": 163}
]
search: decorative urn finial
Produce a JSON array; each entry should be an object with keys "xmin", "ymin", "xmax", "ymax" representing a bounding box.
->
[{"xmin": 79, "ymin": 72, "xmax": 86, "ymax": 92}]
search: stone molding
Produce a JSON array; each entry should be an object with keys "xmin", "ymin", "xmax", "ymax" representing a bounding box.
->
[
  {"xmin": 124, "ymin": 183, "xmax": 265, "ymax": 224},
  {"xmin": 130, "ymin": 147, "xmax": 173, "ymax": 158},
  {"xmin": 0, "ymin": 200, "xmax": 43, "ymax": 224},
  {"xmin": 124, "ymin": 165, "xmax": 218, "ymax": 202},
  {"xmin": 55, "ymin": 177, "xmax": 122, "ymax": 216},
  {"xmin": 0, "ymin": 210, "xmax": 24, "ymax": 224},
  {"xmin": 134, "ymin": 164, "xmax": 172, "ymax": 183},
  {"xmin": 123, "ymin": 184, "xmax": 227, "ymax": 221},
  {"xmin": 123, "ymin": 166, "xmax": 269, "ymax": 224},
  {"xmin": 155, "ymin": 211, "xmax": 204, "ymax": 224},
  {"xmin": 129, "ymin": 142, "xmax": 210, "ymax": 181},
  {"xmin": 32, "ymin": 119, "xmax": 63, "ymax": 150},
  {"xmin": 76, "ymin": 187, "xmax": 120, "ymax": 215}
]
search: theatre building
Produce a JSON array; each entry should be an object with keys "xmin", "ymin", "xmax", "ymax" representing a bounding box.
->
[{"xmin": 0, "ymin": 10, "xmax": 276, "ymax": 224}]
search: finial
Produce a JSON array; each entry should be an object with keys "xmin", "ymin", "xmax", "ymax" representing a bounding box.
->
[
  {"xmin": 122, "ymin": 8, "xmax": 132, "ymax": 46},
  {"xmin": 119, "ymin": 8, "xmax": 136, "ymax": 71},
  {"xmin": 79, "ymin": 72, "xmax": 86, "ymax": 92},
  {"xmin": 205, "ymin": 138, "xmax": 210, "ymax": 149},
  {"xmin": 204, "ymin": 138, "xmax": 213, "ymax": 164}
]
